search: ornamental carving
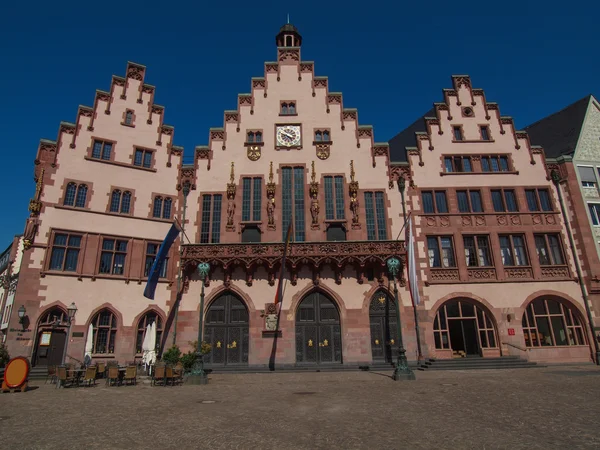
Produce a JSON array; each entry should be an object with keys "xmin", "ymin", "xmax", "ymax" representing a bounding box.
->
[
  {"xmin": 349, "ymin": 160, "xmax": 360, "ymax": 230},
  {"xmin": 127, "ymin": 64, "xmax": 144, "ymax": 81},
  {"xmin": 475, "ymin": 216, "xmax": 485, "ymax": 226},
  {"xmin": 142, "ymin": 85, "xmax": 154, "ymax": 94},
  {"xmin": 300, "ymin": 63, "xmax": 313, "ymax": 72},
  {"xmin": 462, "ymin": 216, "xmax": 472, "ymax": 226},
  {"xmin": 60, "ymin": 124, "xmax": 75, "ymax": 135},
  {"xmin": 313, "ymin": 78, "xmax": 327, "ymax": 88},
  {"xmin": 161, "ymin": 126, "xmax": 173, "ymax": 136},
  {"xmin": 487, "ymin": 103, "xmax": 499, "ymax": 110},
  {"xmin": 210, "ymin": 130, "xmax": 225, "ymax": 140},
  {"xmin": 531, "ymin": 214, "xmax": 543, "ymax": 225},
  {"xmin": 239, "ymin": 95, "xmax": 252, "ymax": 106},
  {"xmin": 545, "ymin": 214, "xmax": 557, "ymax": 225},
  {"xmin": 196, "ymin": 148, "xmax": 210, "ymax": 160},
  {"xmin": 309, "ymin": 162, "xmax": 320, "ymax": 230},
  {"xmin": 316, "ymin": 144, "xmax": 330, "ymax": 160},
  {"xmin": 468, "ymin": 269, "xmax": 496, "ymax": 280},
  {"xmin": 500, "ymin": 117, "xmax": 513, "ymax": 125},
  {"xmin": 79, "ymin": 108, "xmax": 93, "ymax": 118},
  {"xmin": 226, "ymin": 162, "xmax": 236, "ymax": 232},
  {"xmin": 328, "ymin": 95, "xmax": 341, "ymax": 104},
  {"xmin": 265, "ymin": 63, "xmax": 279, "ymax": 73},
  {"xmin": 425, "ymin": 217, "xmax": 437, "ymax": 227},
  {"xmin": 247, "ymin": 146, "xmax": 261, "ymax": 161},
  {"xmin": 388, "ymin": 164, "xmax": 412, "ymax": 189},
  {"xmin": 439, "ymin": 216, "xmax": 450, "ymax": 227},
  {"xmin": 278, "ymin": 49, "xmax": 300, "ymax": 62},
  {"xmin": 505, "ymin": 268, "xmax": 533, "ymax": 279},
  {"xmin": 152, "ymin": 106, "xmax": 163, "ymax": 115},
  {"xmin": 358, "ymin": 128, "xmax": 373, "ymax": 138},
  {"xmin": 497, "ymin": 215, "xmax": 508, "ymax": 226},
  {"xmin": 429, "ymin": 269, "xmax": 460, "ymax": 282},
  {"xmin": 510, "ymin": 215, "xmax": 521, "ymax": 226},
  {"xmin": 454, "ymin": 76, "xmax": 471, "ymax": 89},
  {"xmin": 343, "ymin": 110, "xmax": 357, "ymax": 120},
  {"xmin": 113, "ymin": 77, "xmax": 125, "ymax": 87},
  {"xmin": 225, "ymin": 113, "xmax": 239, "ymax": 123},
  {"xmin": 266, "ymin": 162, "xmax": 276, "ymax": 230},
  {"xmin": 252, "ymin": 79, "xmax": 266, "ymax": 89},
  {"xmin": 541, "ymin": 266, "xmax": 569, "ymax": 279},
  {"xmin": 373, "ymin": 146, "xmax": 388, "ymax": 157},
  {"xmin": 96, "ymin": 92, "xmax": 110, "ymax": 102}
]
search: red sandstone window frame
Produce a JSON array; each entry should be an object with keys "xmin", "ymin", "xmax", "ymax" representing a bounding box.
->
[
  {"xmin": 98, "ymin": 237, "xmax": 129, "ymax": 276},
  {"xmin": 443, "ymin": 155, "xmax": 473, "ymax": 173},
  {"xmin": 426, "ymin": 235, "xmax": 457, "ymax": 268},
  {"xmin": 323, "ymin": 175, "xmax": 346, "ymax": 221},
  {"xmin": 90, "ymin": 309, "xmax": 118, "ymax": 355},
  {"xmin": 88, "ymin": 138, "xmax": 116, "ymax": 162},
  {"xmin": 314, "ymin": 129, "xmax": 331, "ymax": 143},
  {"xmin": 107, "ymin": 188, "xmax": 134, "ymax": 215},
  {"xmin": 61, "ymin": 179, "xmax": 92, "ymax": 210},
  {"xmin": 462, "ymin": 235, "xmax": 493, "ymax": 267},
  {"xmin": 498, "ymin": 234, "xmax": 529, "ymax": 267},
  {"xmin": 490, "ymin": 188, "xmax": 519, "ymax": 212},
  {"xmin": 132, "ymin": 148, "xmax": 155, "ymax": 169},
  {"xmin": 525, "ymin": 188, "xmax": 554, "ymax": 212},
  {"xmin": 47, "ymin": 232, "xmax": 83, "ymax": 273},
  {"xmin": 522, "ymin": 298, "xmax": 586, "ymax": 348},
  {"xmin": 135, "ymin": 311, "xmax": 164, "ymax": 354},
  {"xmin": 150, "ymin": 194, "xmax": 175, "ymax": 221},
  {"xmin": 481, "ymin": 155, "xmax": 511, "ymax": 172},
  {"xmin": 533, "ymin": 233, "xmax": 566, "ymax": 267},
  {"xmin": 421, "ymin": 190, "xmax": 449, "ymax": 214},
  {"xmin": 479, "ymin": 125, "xmax": 491, "ymax": 141},
  {"xmin": 143, "ymin": 241, "xmax": 169, "ymax": 279},
  {"xmin": 280, "ymin": 101, "xmax": 297, "ymax": 116},
  {"xmin": 122, "ymin": 109, "xmax": 136, "ymax": 127},
  {"xmin": 452, "ymin": 125, "xmax": 464, "ymax": 141},
  {"xmin": 245, "ymin": 130, "xmax": 264, "ymax": 145},
  {"xmin": 199, "ymin": 193, "xmax": 223, "ymax": 244},
  {"xmin": 456, "ymin": 189, "xmax": 484, "ymax": 213}
]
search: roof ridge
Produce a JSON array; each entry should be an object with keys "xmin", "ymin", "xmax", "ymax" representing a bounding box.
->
[{"xmin": 523, "ymin": 94, "xmax": 591, "ymax": 130}]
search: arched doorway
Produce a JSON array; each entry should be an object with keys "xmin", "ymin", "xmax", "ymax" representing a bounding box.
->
[
  {"xmin": 33, "ymin": 307, "xmax": 68, "ymax": 367},
  {"xmin": 295, "ymin": 291, "xmax": 342, "ymax": 364},
  {"xmin": 369, "ymin": 290, "xmax": 397, "ymax": 364},
  {"xmin": 522, "ymin": 297, "xmax": 587, "ymax": 348},
  {"xmin": 204, "ymin": 292, "xmax": 249, "ymax": 366},
  {"xmin": 433, "ymin": 299, "xmax": 498, "ymax": 357}
]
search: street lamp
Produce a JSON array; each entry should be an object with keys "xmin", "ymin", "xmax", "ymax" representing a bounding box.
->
[
  {"xmin": 386, "ymin": 257, "xmax": 415, "ymax": 381},
  {"xmin": 189, "ymin": 262, "xmax": 210, "ymax": 385},
  {"xmin": 57, "ymin": 302, "xmax": 77, "ymax": 388},
  {"xmin": 17, "ymin": 305, "xmax": 26, "ymax": 327}
]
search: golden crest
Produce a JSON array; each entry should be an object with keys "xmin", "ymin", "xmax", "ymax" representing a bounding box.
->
[
  {"xmin": 390, "ymin": 339, "xmax": 395, "ymax": 345},
  {"xmin": 378, "ymin": 296, "xmax": 386, "ymax": 304},
  {"xmin": 308, "ymin": 339, "xmax": 313, "ymax": 347},
  {"xmin": 216, "ymin": 341, "xmax": 222, "ymax": 348},
  {"xmin": 247, "ymin": 145, "xmax": 261, "ymax": 161},
  {"xmin": 316, "ymin": 144, "xmax": 330, "ymax": 160},
  {"xmin": 375, "ymin": 339, "xmax": 379, "ymax": 345},
  {"xmin": 323, "ymin": 339, "xmax": 328, "ymax": 347}
]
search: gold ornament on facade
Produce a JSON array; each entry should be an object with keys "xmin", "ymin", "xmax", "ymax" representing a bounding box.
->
[
  {"xmin": 316, "ymin": 143, "xmax": 330, "ymax": 160},
  {"xmin": 226, "ymin": 162, "xmax": 236, "ymax": 232},
  {"xmin": 28, "ymin": 168, "xmax": 45, "ymax": 216},
  {"xmin": 309, "ymin": 161, "xmax": 320, "ymax": 230},
  {"xmin": 349, "ymin": 160, "xmax": 361, "ymax": 229},
  {"xmin": 247, "ymin": 145, "xmax": 261, "ymax": 161},
  {"xmin": 266, "ymin": 162, "xmax": 276, "ymax": 230}
]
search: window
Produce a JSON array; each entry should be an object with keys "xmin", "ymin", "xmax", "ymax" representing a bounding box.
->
[
  {"xmin": 109, "ymin": 190, "xmax": 132, "ymax": 214},
  {"xmin": 444, "ymin": 156, "xmax": 473, "ymax": 173},
  {"xmin": 63, "ymin": 182, "xmax": 88, "ymax": 208},
  {"xmin": 427, "ymin": 236, "xmax": 456, "ymax": 268},
  {"xmin": 246, "ymin": 131, "xmax": 263, "ymax": 143},
  {"xmin": 241, "ymin": 225, "xmax": 261, "ymax": 243},
  {"xmin": 434, "ymin": 300, "xmax": 497, "ymax": 350},
  {"xmin": 421, "ymin": 190, "xmax": 448, "ymax": 213},
  {"xmin": 144, "ymin": 243, "xmax": 168, "ymax": 278},
  {"xmin": 200, "ymin": 194, "xmax": 223, "ymax": 243},
  {"xmin": 282, "ymin": 167, "xmax": 306, "ymax": 242},
  {"xmin": 452, "ymin": 126, "xmax": 463, "ymax": 141},
  {"xmin": 324, "ymin": 176, "xmax": 345, "ymax": 220},
  {"xmin": 99, "ymin": 238, "xmax": 128, "ymax": 275},
  {"xmin": 588, "ymin": 203, "xmax": 600, "ymax": 225},
  {"xmin": 136, "ymin": 312, "xmax": 163, "ymax": 353},
  {"xmin": 125, "ymin": 110, "xmax": 133, "ymax": 125},
  {"xmin": 91, "ymin": 309, "xmax": 117, "ymax": 354},
  {"xmin": 480, "ymin": 126, "xmax": 490, "ymax": 141},
  {"xmin": 326, "ymin": 224, "xmax": 347, "ymax": 241},
  {"xmin": 457, "ymin": 190, "xmax": 483, "ymax": 213},
  {"xmin": 91, "ymin": 140, "xmax": 113, "ymax": 161},
  {"xmin": 241, "ymin": 177, "xmax": 262, "ymax": 222},
  {"xmin": 281, "ymin": 102, "xmax": 296, "ymax": 115},
  {"xmin": 152, "ymin": 196, "xmax": 173, "ymax": 219},
  {"xmin": 134, "ymin": 149, "xmax": 152, "ymax": 168},
  {"xmin": 534, "ymin": 234, "xmax": 565, "ymax": 266},
  {"xmin": 463, "ymin": 235, "xmax": 492, "ymax": 267},
  {"xmin": 491, "ymin": 189, "xmax": 518, "ymax": 212},
  {"xmin": 525, "ymin": 188, "xmax": 552, "ymax": 212},
  {"xmin": 314, "ymin": 130, "xmax": 331, "ymax": 142},
  {"xmin": 364, "ymin": 192, "xmax": 388, "ymax": 240},
  {"xmin": 481, "ymin": 155, "xmax": 510, "ymax": 172},
  {"xmin": 49, "ymin": 233, "xmax": 81, "ymax": 272},
  {"xmin": 578, "ymin": 166, "xmax": 597, "ymax": 188},
  {"xmin": 522, "ymin": 298, "xmax": 586, "ymax": 347},
  {"xmin": 499, "ymin": 234, "xmax": 528, "ymax": 266},
  {"xmin": 38, "ymin": 308, "xmax": 67, "ymax": 326}
]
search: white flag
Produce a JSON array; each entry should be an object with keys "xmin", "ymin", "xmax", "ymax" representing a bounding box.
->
[{"xmin": 406, "ymin": 216, "xmax": 421, "ymax": 306}]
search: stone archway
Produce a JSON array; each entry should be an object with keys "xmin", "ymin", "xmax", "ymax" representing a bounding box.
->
[
  {"xmin": 32, "ymin": 307, "xmax": 68, "ymax": 367},
  {"xmin": 295, "ymin": 291, "xmax": 342, "ymax": 365},
  {"xmin": 204, "ymin": 291, "xmax": 249, "ymax": 366}
]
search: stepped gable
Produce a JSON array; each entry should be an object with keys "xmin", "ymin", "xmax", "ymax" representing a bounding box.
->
[{"xmin": 524, "ymin": 95, "xmax": 592, "ymax": 159}]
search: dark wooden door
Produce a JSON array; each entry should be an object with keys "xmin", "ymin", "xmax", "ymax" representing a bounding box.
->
[
  {"xmin": 295, "ymin": 292, "xmax": 342, "ymax": 364},
  {"xmin": 369, "ymin": 292, "xmax": 398, "ymax": 364},
  {"xmin": 34, "ymin": 330, "xmax": 66, "ymax": 367},
  {"xmin": 204, "ymin": 294, "xmax": 249, "ymax": 366}
]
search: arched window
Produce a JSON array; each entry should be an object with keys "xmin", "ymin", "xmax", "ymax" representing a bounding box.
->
[
  {"xmin": 255, "ymin": 131, "xmax": 262, "ymax": 143},
  {"xmin": 121, "ymin": 191, "xmax": 131, "ymax": 214},
  {"xmin": 38, "ymin": 307, "xmax": 67, "ymax": 326},
  {"xmin": 315, "ymin": 131, "xmax": 323, "ymax": 142},
  {"xmin": 110, "ymin": 190, "xmax": 121, "ymax": 212},
  {"xmin": 91, "ymin": 309, "xmax": 117, "ymax": 354},
  {"xmin": 75, "ymin": 184, "xmax": 88, "ymax": 208},
  {"xmin": 163, "ymin": 198, "xmax": 172, "ymax": 219},
  {"xmin": 125, "ymin": 110, "xmax": 133, "ymax": 125},
  {"xmin": 135, "ymin": 311, "xmax": 163, "ymax": 353},
  {"xmin": 288, "ymin": 103, "xmax": 296, "ymax": 114},
  {"xmin": 247, "ymin": 131, "xmax": 254, "ymax": 143},
  {"xmin": 281, "ymin": 103, "xmax": 288, "ymax": 115},
  {"xmin": 323, "ymin": 130, "xmax": 330, "ymax": 141},
  {"xmin": 522, "ymin": 298, "xmax": 587, "ymax": 347},
  {"xmin": 153, "ymin": 197, "xmax": 163, "ymax": 218},
  {"xmin": 64, "ymin": 183, "xmax": 77, "ymax": 206}
]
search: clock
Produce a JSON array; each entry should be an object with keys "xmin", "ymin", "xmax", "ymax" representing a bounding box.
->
[{"xmin": 276, "ymin": 125, "xmax": 301, "ymax": 147}]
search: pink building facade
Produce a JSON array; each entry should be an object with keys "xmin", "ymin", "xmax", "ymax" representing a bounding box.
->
[{"xmin": 4, "ymin": 24, "xmax": 598, "ymax": 369}]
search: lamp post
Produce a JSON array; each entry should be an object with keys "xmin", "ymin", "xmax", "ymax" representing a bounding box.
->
[
  {"xmin": 189, "ymin": 262, "xmax": 210, "ymax": 385},
  {"xmin": 386, "ymin": 257, "xmax": 415, "ymax": 381},
  {"xmin": 57, "ymin": 302, "xmax": 77, "ymax": 388}
]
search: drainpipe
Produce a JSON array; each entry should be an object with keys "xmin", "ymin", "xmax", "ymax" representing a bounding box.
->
[{"xmin": 552, "ymin": 169, "xmax": 600, "ymax": 365}]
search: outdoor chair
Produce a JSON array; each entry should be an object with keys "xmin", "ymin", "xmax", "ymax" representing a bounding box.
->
[
  {"xmin": 165, "ymin": 366, "xmax": 175, "ymax": 386},
  {"xmin": 81, "ymin": 366, "xmax": 97, "ymax": 387},
  {"xmin": 173, "ymin": 363, "xmax": 184, "ymax": 385},
  {"xmin": 57, "ymin": 366, "xmax": 77, "ymax": 388},
  {"xmin": 106, "ymin": 365, "xmax": 120, "ymax": 387},
  {"xmin": 96, "ymin": 362, "xmax": 106, "ymax": 379},
  {"xmin": 45, "ymin": 365, "xmax": 57, "ymax": 384},
  {"xmin": 152, "ymin": 364, "xmax": 166, "ymax": 386},
  {"xmin": 124, "ymin": 366, "xmax": 137, "ymax": 386}
]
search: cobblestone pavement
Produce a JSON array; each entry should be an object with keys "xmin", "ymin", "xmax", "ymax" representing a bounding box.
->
[{"xmin": 1, "ymin": 366, "xmax": 600, "ymax": 449}]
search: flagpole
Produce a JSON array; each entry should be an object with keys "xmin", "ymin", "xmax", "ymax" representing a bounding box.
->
[{"xmin": 397, "ymin": 177, "xmax": 424, "ymax": 363}]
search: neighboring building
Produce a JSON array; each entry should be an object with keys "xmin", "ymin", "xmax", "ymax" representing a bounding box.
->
[
  {"xmin": 0, "ymin": 236, "xmax": 25, "ymax": 343},
  {"xmin": 389, "ymin": 78, "xmax": 597, "ymax": 363},
  {"xmin": 4, "ymin": 24, "xmax": 597, "ymax": 368},
  {"xmin": 524, "ymin": 95, "xmax": 600, "ymax": 346}
]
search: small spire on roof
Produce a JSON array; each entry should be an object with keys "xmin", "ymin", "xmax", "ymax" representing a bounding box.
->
[{"xmin": 287, "ymin": 13, "xmax": 290, "ymax": 24}]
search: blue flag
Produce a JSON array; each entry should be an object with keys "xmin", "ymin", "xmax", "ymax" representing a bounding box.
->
[{"xmin": 143, "ymin": 223, "xmax": 180, "ymax": 300}]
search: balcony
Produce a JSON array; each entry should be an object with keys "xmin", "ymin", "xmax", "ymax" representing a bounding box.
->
[{"xmin": 181, "ymin": 240, "xmax": 405, "ymax": 286}]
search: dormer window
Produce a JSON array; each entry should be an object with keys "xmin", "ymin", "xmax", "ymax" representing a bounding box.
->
[
  {"xmin": 281, "ymin": 102, "xmax": 296, "ymax": 115},
  {"xmin": 246, "ymin": 131, "xmax": 263, "ymax": 143},
  {"xmin": 314, "ymin": 130, "xmax": 331, "ymax": 142},
  {"xmin": 453, "ymin": 126, "xmax": 463, "ymax": 141},
  {"xmin": 286, "ymin": 36, "xmax": 293, "ymax": 46}
]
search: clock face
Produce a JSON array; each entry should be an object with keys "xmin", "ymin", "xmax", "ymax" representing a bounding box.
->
[{"xmin": 276, "ymin": 125, "xmax": 301, "ymax": 147}]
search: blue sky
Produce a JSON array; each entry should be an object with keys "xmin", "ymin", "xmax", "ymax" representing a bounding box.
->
[{"xmin": 1, "ymin": 1, "xmax": 598, "ymax": 245}]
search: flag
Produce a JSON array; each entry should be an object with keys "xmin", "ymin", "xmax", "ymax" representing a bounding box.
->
[
  {"xmin": 274, "ymin": 220, "xmax": 293, "ymax": 305},
  {"xmin": 405, "ymin": 216, "xmax": 421, "ymax": 306},
  {"xmin": 143, "ymin": 223, "xmax": 180, "ymax": 300}
]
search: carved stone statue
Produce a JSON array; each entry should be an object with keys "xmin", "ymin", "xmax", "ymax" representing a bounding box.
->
[
  {"xmin": 267, "ymin": 197, "xmax": 275, "ymax": 226},
  {"xmin": 23, "ymin": 217, "xmax": 39, "ymax": 250},
  {"xmin": 310, "ymin": 194, "xmax": 319, "ymax": 226},
  {"xmin": 265, "ymin": 314, "xmax": 278, "ymax": 331},
  {"xmin": 350, "ymin": 192, "xmax": 359, "ymax": 224},
  {"xmin": 226, "ymin": 198, "xmax": 235, "ymax": 226}
]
